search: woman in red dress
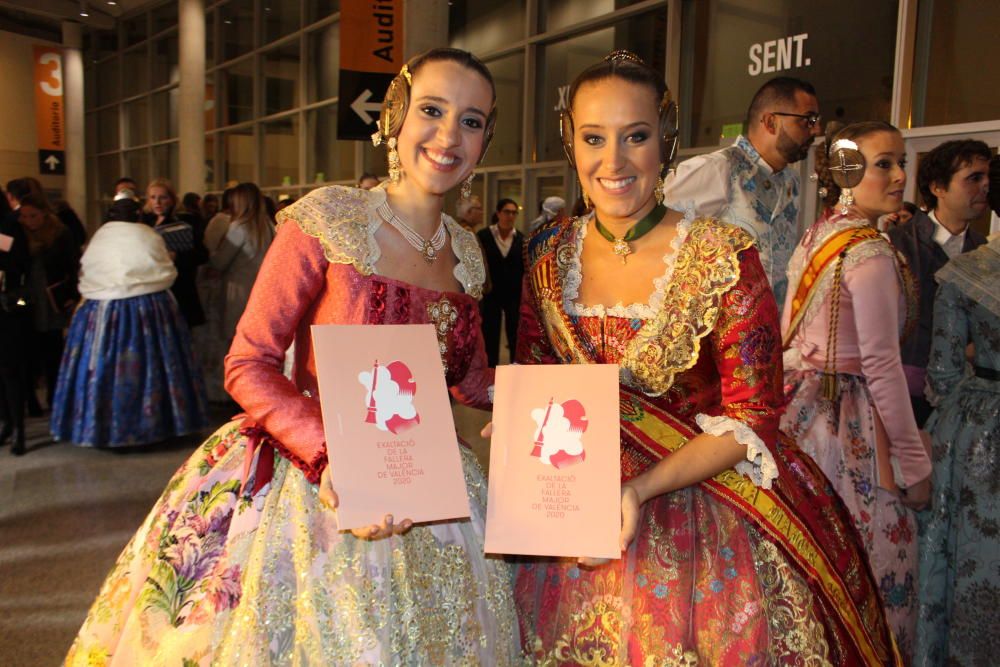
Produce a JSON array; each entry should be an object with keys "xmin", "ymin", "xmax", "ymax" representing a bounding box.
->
[{"xmin": 513, "ymin": 51, "xmax": 900, "ymax": 665}]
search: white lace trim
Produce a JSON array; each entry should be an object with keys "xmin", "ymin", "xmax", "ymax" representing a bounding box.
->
[
  {"xmin": 695, "ymin": 413, "xmax": 778, "ymax": 489},
  {"xmin": 564, "ymin": 212, "xmax": 693, "ymax": 318}
]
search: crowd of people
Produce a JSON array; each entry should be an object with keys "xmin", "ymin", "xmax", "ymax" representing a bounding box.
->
[
  {"xmin": 0, "ymin": 44, "xmax": 992, "ymax": 666},
  {"xmin": 0, "ymin": 175, "xmax": 280, "ymax": 452}
]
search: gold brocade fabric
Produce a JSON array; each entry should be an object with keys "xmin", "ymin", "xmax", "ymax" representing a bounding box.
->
[{"xmin": 66, "ymin": 422, "xmax": 520, "ymax": 666}]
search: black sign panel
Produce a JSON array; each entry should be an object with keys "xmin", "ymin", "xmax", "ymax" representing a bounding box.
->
[
  {"xmin": 38, "ymin": 149, "xmax": 65, "ymax": 175},
  {"xmin": 337, "ymin": 70, "xmax": 396, "ymax": 141}
]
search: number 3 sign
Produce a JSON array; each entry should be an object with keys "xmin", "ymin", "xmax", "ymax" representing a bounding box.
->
[{"xmin": 33, "ymin": 46, "xmax": 66, "ymax": 175}]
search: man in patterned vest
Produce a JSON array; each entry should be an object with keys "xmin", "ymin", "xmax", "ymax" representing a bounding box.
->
[{"xmin": 662, "ymin": 77, "xmax": 821, "ymax": 308}]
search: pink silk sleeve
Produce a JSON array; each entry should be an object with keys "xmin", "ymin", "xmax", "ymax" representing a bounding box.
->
[
  {"xmin": 844, "ymin": 254, "xmax": 931, "ymax": 487},
  {"xmin": 449, "ymin": 304, "xmax": 495, "ymax": 410},
  {"xmin": 224, "ymin": 221, "xmax": 328, "ymax": 482},
  {"xmin": 707, "ymin": 248, "xmax": 785, "ymax": 448}
]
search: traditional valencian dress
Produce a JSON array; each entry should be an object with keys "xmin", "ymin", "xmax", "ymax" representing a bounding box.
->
[
  {"xmin": 915, "ymin": 237, "xmax": 1000, "ymax": 666},
  {"xmin": 65, "ymin": 186, "xmax": 520, "ymax": 666},
  {"xmin": 514, "ymin": 214, "xmax": 900, "ymax": 665},
  {"xmin": 781, "ymin": 211, "xmax": 928, "ymax": 661},
  {"xmin": 51, "ymin": 220, "xmax": 208, "ymax": 447}
]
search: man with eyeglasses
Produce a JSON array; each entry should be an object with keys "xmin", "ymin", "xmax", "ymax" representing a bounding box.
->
[
  {"xmin": 662, "ymin": 77, "xmax": 821, "ymax": 307},
  {"xmin": 477, "ymin": 198, "xmax": 525, "ymax": 367}
]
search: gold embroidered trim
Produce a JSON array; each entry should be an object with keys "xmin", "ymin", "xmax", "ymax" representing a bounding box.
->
[
  {"xmin": 426, "ymin": 296, "xmax": 459, "ymax": 373},
  {"xmin": 621, "ymin": 218, "xmax": 753, "ymax": 396}
]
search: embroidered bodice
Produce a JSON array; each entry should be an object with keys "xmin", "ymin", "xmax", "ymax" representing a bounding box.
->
[
  {"xmin": 224, "ymin": 185, "xmax": 492, "ymax": 482},
  {"xmin": 519, "ymin": 216, "xmax": 784, "ymax": 488}
]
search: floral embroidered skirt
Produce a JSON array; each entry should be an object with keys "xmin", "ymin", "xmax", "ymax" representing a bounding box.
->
[
  {"xmin": 51, "ymin": 293, "xmax": 209, "ymax": 447},
  {"xmin": 915, "ymin": 377, "xmax": 1000, "ymax": 666},
  {"xmin": 782, "ymin": 370, "xmax": 917, "ymax": 661},
  {"xmin": 65, "ymin": 420, "xmax": 520, "ymax": 666}
]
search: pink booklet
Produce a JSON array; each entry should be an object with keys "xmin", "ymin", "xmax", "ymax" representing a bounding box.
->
[
  {"xmin": 311, "ymin": 323, "xmax": 471, "ymax": 530},
  {"xmin": 485, "ymin": 364, "xmax": 621, "ymax": 559}
]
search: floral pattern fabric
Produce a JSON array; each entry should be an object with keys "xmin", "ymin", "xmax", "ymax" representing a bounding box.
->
[
  {"xmin": 51, "ymin": 292, "xmax": 208, "ymax": 447},
  {"xmin": 513, "ymin": 216, "xmax": 899, "ymax": 666},
  {"xmin": 915, "ymin": 279, "xmax": 1000, "ymax": 666},
  {"xmin": 65, "ymin": 186, "xmax": 519, "ymax": 665},
  {"xmin": 782, "ymin": 371, "xmax": 919, "ymax": 660}
]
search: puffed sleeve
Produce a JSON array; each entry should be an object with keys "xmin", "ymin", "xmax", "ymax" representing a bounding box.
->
[
  {"xmin": 699, "ymin": 247, "xmax": 783, "ymax": 489},
  {"xmin": 845, "ymin": 253, "xmax": 931, "ymax": 487},
  {"xmin": 449, "ymin": 304, "xmax": 495, "ymax": 410},
  {"xmin": 224, "ymin": 221, "xmax": 328, "ymax": 482},
  {"xmin": 514, "ymin": 273, "xmax": 561, "ymax": 366},
  {"xmin": 926, "ymin": 281, "xmax": 968, "ymax": 401},
  {"xmin": 661, "ymin": 152, "xmax": 731, "ymax": 220}
]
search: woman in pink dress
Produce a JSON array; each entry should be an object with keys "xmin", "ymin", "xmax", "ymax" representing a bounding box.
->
[
  {"xmin": 513, "ymin": 53, "xmax": 899, "ymax": 665},
  {"xmin": 781, "ymin": 121, "xmax": 931, "ymax": 660},
  {"xmin": 66, "ymin": 48, "xmax": 520, "ymax": 666}
]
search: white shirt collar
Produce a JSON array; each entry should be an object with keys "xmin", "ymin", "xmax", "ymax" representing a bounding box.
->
[{"xmin": 928, "ymin": 209, "xmax": 967, "ymax": 247}]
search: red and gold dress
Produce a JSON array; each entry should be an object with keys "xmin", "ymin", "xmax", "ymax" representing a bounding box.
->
[
  {"xmin": 514, "ymin": 214, "xmax": 899, "ymax": 665},
  {"xmin": 65, "ymin": 185, "xmax": 520, "ymax": 666}
]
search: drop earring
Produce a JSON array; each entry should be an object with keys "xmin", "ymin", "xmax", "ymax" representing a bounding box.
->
[
  {"xmin": 387, "ymin": 137, "xmax": 401, "ymax": 185},
  {"xmin": 655, "ymin": 163, "xmax": 665, "ymax": 205},
  {"xmin": 837, "ymin": 187, "xmax": 853, "ymax": 215},
  {"xmin": 461, "ymin": 173, "xmax": 474, "ymax": 199}
]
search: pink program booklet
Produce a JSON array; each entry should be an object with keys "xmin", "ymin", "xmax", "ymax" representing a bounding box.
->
[
  {"xmin": 485, "ymin": 364, "xmax": 621, "ymax": 559},
  {"xmin": 311, "ymin": 323, "xmax": 471, "ymax": 530}
]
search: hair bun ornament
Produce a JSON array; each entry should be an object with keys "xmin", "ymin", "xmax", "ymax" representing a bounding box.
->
[
  {"xmin": 604, "ymin": 49, "xmax": 645, "ymax": 66},
  {"xmin": 371, "ymin": 64, "xmax": 413, "ymax": 147},
  {"xmin": 827, "ymin": 138, "xmax": 866, "ymax": 190}
]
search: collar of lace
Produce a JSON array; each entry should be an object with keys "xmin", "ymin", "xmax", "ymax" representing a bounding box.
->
[{"xmin": 275, "ymin": 184, "xmax": 486, "ymax": 299}]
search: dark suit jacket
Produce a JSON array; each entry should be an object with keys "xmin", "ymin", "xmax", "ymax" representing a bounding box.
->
[
  {"xmin": 887, "ymin": 210, "xmax": 987, "ymax": 369},
  {"xmin": 477, "ymin": 227, "xmax": 524, "ymax": 305},
  {"xmin": 0, "ymin": 211, "xmax": 32, "ymax": 361}
]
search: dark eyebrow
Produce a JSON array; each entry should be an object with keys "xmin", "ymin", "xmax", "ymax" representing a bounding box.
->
[
  {"xmin": 576, "ymin": 121, "xmax": 654, "ymax": 131},
  {"xmin": 414, "ymin": 95, "xmax": 488, "ymax": 119}
]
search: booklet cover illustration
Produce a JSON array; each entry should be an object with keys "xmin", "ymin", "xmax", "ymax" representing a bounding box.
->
[
  {"xmin": 360, "ymin": 359, "xmax": 420, "ymax": 434},
  {"xmin": 530, "ymin": 397, "xmax": 587, "ymax": 469}
]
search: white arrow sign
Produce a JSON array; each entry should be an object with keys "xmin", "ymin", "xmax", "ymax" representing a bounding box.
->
[
  {"xmin": 351, "ymin": 89, "xmax": 382, "ymax": 125},
  {"xmin": 44, "ymin": 155, "xmax": 61, "ymax": 171}
]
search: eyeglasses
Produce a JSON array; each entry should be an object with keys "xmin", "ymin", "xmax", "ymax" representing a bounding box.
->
[
  {"xmin": 500, "ymin": 208, "xmax": 518, "ymax": 215},
  {"xmin": 771, "ymin": 111, "xmax": 821, "ymax": 128}
]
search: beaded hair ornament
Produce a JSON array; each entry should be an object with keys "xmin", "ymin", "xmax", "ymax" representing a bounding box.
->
[{"xmin": 559, "ymin": 50, "xmax": 679, "ymax": 169}]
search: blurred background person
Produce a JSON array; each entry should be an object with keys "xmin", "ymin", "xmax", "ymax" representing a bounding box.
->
[
  {"xmin": 455, "ymin": 194, "xmax": 483, "ymax": 232},
  {"xmin": 201, "ymin": 193, "xmax": 221, "ymax": 221},
  {"xmin": 0, "ymin": 185, "xmax": 31, "ymax": 455},
  {"xmin": 477, "ymin": 198, "xmax": 523, "ymax": 366},
  {"xmin": 143, "ymin": 178, "xmax": 207, "ymax": 329},
  {"xmin": 357, "ymin": 172, "xmax": 380, "ymax": 190},
  {"xmin": 53, "ymin": 199, "xmax": 87, "ymax": 247},
  {"xmin": 18, "ymin": 193, "xmax": 80, "ymax": 418},
  {"xmin": 528, "ymin": 195, "xmax": 566, "ymax": 233},
  {"xmin": 208, "ymin": 182, "xmax": 276, "ymax": 402},
  {"xmin": 51, "ymin": 198, "xmax": 207, "ymax": 448},
  {"xmin": 113, "ymin": 177, "xmax": 138, "ymax": 200}
]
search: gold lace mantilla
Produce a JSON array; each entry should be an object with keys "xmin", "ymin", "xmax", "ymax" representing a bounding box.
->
[
  {"xmin": 276, "ymin": 185, "xmax": 487, "ymax": 298},
  {"xmin": 622, "ymin": 219, "xmax": 753, "ymax": 396}
]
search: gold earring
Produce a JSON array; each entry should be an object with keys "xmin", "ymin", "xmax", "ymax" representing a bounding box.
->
[
  {"xmin": 461, "ymin": 173, "xmax": 474, "ymax": 199},
  {"xmin": 655, "ymin": 164, "xmax": 665, "ymax": 205},
  {"xmin": 387, "ymin": 136, "xmax": 401, "ymax": 185}
]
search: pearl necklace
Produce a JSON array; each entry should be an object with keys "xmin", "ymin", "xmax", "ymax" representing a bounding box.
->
[{"xmin": 376, "ymin": 200, "xmax": 447, "ymax": 264}]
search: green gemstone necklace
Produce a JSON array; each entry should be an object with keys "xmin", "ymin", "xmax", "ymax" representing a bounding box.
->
[{"xmin": 593, "ymin": 203, "xmax": 667, "ymax": 264}]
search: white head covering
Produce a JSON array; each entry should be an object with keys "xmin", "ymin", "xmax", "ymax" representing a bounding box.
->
[{"xmin": 541, "ymin": 196, "xmax": 566, "ymax": 219}]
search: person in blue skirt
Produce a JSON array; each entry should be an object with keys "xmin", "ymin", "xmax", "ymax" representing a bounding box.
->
[{"xmin": 51, "ymin": 198, "xmax": 208, "ymax": 447}]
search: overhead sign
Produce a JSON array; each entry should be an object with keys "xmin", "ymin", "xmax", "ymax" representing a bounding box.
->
[
  {"xmin": 33, "ymin": 46, "xmax": 66, "ymax": 175},
  {"xmin": 337, "ymin": 1, "xmax": 405, "ymax": 141}
]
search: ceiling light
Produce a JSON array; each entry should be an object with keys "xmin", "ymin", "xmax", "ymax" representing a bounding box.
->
[{"xmin": 79, "ymin": 0, "xmax": 89, "ymax": 16}]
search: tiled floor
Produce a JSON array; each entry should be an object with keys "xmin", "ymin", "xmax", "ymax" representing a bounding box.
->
[{"xmin": 0, "ymin": 401, "xmax": 493, "ymax": 665}]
